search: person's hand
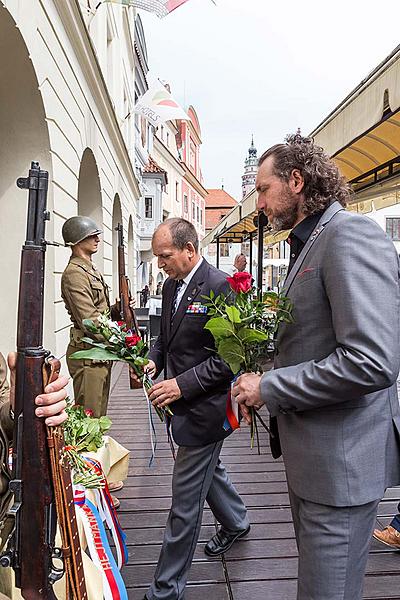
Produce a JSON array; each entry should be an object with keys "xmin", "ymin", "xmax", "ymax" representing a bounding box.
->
[
  {"xmin": 35, "ymin": 376, "xmax": 69, "ymax": 426},
  {"xmin": 129, "ymin": 359, "xmax": 156, "ymax": 388},
  {"xmin": 232, "ymin": 372, "xmax": 264, "ymax": 424},
  {"xmin": 129, "ymin": 298, "xmax": 136, "ymax": 310},
  {"xmin": 144, "ymin": 360, "xmax": 157, "ymax": 379},
  {"xmin": 234, "ymin": 254, "xmax": 247, "ymax": 272},
  {"xmin": 7, "ymin": 353, "xmax": 68, "ymax": 426},
  {"xmin": 148, "ymin": 378, "xmax": 181, "ymax": 408}
]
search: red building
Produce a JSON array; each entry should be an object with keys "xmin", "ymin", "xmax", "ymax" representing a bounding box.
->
[{"xmin": 177, "ymin": 106, "xmax": 207, "ymax": 239}]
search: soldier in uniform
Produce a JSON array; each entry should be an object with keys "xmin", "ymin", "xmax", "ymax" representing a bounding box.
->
[
  {"xmin": 61, "ymin": 216, "xmax": 123, "ymax": 500},
  {"xmin": 61, "ymin": 216, "xmax": 118, "ymax": 419},
  {"xmin": 0, "ymin": 352, "xmax": 68, "ymax": 598}
]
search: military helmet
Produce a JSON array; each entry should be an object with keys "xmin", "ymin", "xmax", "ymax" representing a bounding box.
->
[{"xmin": 62, "ymin": 216, "xmax": 103, "ymax": 246}]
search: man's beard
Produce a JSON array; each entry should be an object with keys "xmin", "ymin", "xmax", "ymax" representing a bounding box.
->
[{"xmin": 269, "ymin": 189, "xmax": 300, "ymax": 232}]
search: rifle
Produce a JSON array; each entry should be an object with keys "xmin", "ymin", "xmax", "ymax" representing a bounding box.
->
[
  {"xmin": 115, "ymin": 222, "xmax": 139, "ymax": 336},
  {"xmin": 0, "ymin": 163, "xmax": 87, "ymax": 599}
]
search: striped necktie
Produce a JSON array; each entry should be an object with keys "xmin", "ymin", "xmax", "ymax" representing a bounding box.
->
[{"xmin": 171, "ymin": 279, "xmax": 184, "ymax": 320}]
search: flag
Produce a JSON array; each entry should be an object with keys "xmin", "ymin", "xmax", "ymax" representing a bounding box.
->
[
  {"xmin": 102, "ymin": 0, "xmax": 191, "ymax": 17},
  {"xmin": 134, "ymin": 82, "xmax": 189, "ymax": 127}
]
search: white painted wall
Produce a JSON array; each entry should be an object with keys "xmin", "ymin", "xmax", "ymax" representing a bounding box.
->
[{"xmin": 0, "ymin": 0, "xmax": 140, "ymax": 366}]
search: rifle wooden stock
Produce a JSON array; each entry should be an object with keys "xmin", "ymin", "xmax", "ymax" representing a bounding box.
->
[
  {"xmin": 1, "ymin": 163, "xmax": 87, "ymax": 599},
  {"xmin": 115, "ymin": 223, "xmax": 140, "ymax": 388},
  {"xmin": 45, "ymin": 362, "xmax": 87, "ymax": 600},
  {"xmin": 116, "ymin": 223, "xmax": 139, "ymax": 334}
]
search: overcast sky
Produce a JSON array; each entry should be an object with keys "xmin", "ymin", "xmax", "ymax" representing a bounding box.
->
[{"xmin": 141, "ymin": 0, "xmax": 400, "ymax": 200}]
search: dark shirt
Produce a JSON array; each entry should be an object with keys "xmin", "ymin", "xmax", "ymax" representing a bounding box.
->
[{"xmin": 287, "ymin": 213, "xmax": 322, "ymax": 274}]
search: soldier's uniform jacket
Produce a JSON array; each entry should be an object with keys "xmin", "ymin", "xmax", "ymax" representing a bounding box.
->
[
  {"xmin": 61, "ymin": 256, "xmax": 111, "ymax": 346},
  {"xmin": 0, "ymin": 354, "xmax": 15, "ymax": 532}
]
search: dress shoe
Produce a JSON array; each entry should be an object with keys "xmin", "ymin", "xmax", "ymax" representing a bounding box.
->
[
  {"xmin": 373, "ymin": 525, "xmax": 400, "ymax": 549},
  {"xmin": 111, "ymin": 494, "xmax": 121, "ymax": 510},
  {"xmin": 108, "ymin": 480, "xmax": 124, "ymax": 492},
  {"xmin": 204, "ymin": 525, "xmax": 250, "ymax": 557}
]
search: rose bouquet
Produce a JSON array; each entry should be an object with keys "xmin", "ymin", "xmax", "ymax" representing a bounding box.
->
[
  {"xmin": 62, "ymin": 402, "xmax": 112, "ymax": 488},
  {"xmin": 69, "ymin": 313, "xmax": 172, "ymax": 421},
  {"xmin": 203, "ymin": 271, "xmax": 293, "ymax": 448}
]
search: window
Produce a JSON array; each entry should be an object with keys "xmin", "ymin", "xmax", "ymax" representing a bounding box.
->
[
  {"xmin": 386, "ymin": 217, "xmax": 400, "ymax": 241},
  {"xmin": 200, "ymin": 208, "xmax": 203, "ymax": 225},
  {"xmin": 189, "ymin": 139, "xmax": 196, "ymax": 173},
  {"xmin": 220, "ymin": 243, "xmax": 230, "ymax": 257},
  {"xmin": 192, "ymin": 202, "xmax": 196, "ymax": 220},
  {"xmin": 196, "ymin": 206, "xmax": 200, "ymax": 222},
  {"xmin": 183, "ymin": 194, "xmax": 188, "ymax": 213},
  {"xmin": 241, "ymin": 242, "xmax": 250, "ymax": 256},
  {"xmin": 175, "ymin": 182, "xmax": 179, "ymax": 202},
  {"xmin": 145, "ymin": 197, "xmax": 153, "ymax": 219},
  {"xmin": 160, "ymin": 125, "xmax": 164, "ymax": 140},
  {"xmin": 167, "ymin": 131, "xmax": 170, "ymax": 146}
]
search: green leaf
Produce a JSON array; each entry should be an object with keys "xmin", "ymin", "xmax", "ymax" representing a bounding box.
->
[
  {"xmin": 80, "ymin": 338, "xmax": 109, "ymax": 349},
  {"xmin": 217, "ymin": 338, "xmax": 244, "ymax": 374},
  {"xmin": 69, "ymin": 348, "xmax": 124, "ymax": 362},
  {"xmin": 82, "ymin": 319, "xmax": 98, "ymax": 333},
  {"xmin": 225, "ymin": 305, "xmax": 241, "ymax": 324},
  {"xmin": 99, "ymin": 416, "xmax": 112, "ymax": 430},
  {"xmin": 204, "ymin": 317, "xmax": 234, "ymax": 339},
  {"xmin": 238, "ymin": 327, "xmax": 268, "ymax": 344},
  {"xmin": 135, "ymin": 356, "xmax": 149, "ymax": 367}
]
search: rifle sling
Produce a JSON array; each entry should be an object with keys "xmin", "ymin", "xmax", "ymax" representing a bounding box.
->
[{"xmin": 44, "ymin": 360, "xmax": 88, "ymax": 600}]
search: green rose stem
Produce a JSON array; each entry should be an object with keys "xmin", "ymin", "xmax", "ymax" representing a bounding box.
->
[
  {"xmin": 143, "ymin": 375, "xmax": 173, "ymax": 420},
  {"xmin": 203, "ymin": 279, "xmax": 293, "ymax": 451}
]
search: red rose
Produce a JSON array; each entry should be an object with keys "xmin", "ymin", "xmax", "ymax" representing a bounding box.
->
[
  {"xmin": 226, "ymin": 271, "xmax": 253, "ymax": 294},
  {"xmin": 125, "ymin": 333, "xmax": 141, "ymax": 348},
  {"xmin": 84, "ymin": 409, "xmax": 94, "ymax": 417},
  {"xmin": 117, "ymin": 321, "xmax": 126, "ymax": 329}
]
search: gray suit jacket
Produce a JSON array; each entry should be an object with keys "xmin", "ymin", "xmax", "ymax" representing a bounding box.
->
[{"xmin": 261, "ymin": 201, "xmax": 400, "ymax": 506}]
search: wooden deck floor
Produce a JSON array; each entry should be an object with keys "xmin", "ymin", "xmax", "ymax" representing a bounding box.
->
[{"xmin": 108, "ymin": 364, "xmax": 400, "ymax": 600}]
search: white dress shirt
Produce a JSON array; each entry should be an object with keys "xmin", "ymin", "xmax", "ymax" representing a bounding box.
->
[{"xmin": 174, "ymin": 257, "xmax": 204, "ymax": 310}]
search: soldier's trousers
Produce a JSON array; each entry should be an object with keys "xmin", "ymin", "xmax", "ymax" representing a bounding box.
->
[{"xmin": 66, "ymin": 342, "xmax": 111, "ymax": 417}]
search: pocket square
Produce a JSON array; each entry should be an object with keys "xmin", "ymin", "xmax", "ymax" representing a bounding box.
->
[{"xmin": 297, "ymin": 267, "xmax": 315, "ymax": 278}]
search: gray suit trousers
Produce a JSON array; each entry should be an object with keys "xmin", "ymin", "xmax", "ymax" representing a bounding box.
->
[
  {"xmin": 289, "ymin": 486, "xmax": 380, "ymax": 600},
  {"xmin": 146, "ymin": 441, "xmax": 249, "ymax": 600}
]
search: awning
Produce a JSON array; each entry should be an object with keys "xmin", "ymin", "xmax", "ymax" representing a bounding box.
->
[
  {"xmin": 332, "ymin": 110, "xmax": 400, "ymax": 181},
  {"xmin": 201, "ymin": 191, "xmax": 258, "ymax": 247},
  {"xmin": 312, "ymin": 45, "xmax": 400, "ymax": 182}
]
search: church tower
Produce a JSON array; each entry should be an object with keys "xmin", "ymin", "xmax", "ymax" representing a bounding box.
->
[{"xmin": 242, "ymin": 136, "xmax": 258, "ymax": 198}]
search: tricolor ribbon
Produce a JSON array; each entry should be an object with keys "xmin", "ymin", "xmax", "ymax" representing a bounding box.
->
[
  {"xmin": 74, "ymin": 486, "xmax": 128, "ymax": 600},
  {"xmin": 81, "ymin": 457, "xmax": 129, "ymax": 569},
  {"xmin": 223, "ymin": 378, "xmax": 240, "ymax": 432}
]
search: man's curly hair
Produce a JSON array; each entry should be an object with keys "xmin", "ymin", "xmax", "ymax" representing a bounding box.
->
[{"xmin": 258, "ymin": 134, "xmax": 352, "ymax": 214}]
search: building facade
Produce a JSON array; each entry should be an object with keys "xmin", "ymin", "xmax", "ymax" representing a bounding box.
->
[
  {"xmin": 0, "ymin": 0, "xmax": 140, "ymax": 361},
  {"xmin": 203, "ymin": 188, "xmax": 238, "ymax": 273},
  {"xmin": 178, "ymin": 107, "xmax": 207, "ymax": 238},
  {"xmin": 151, "ymin": 118, "xmax": 185, "ymax": 291},
  {"xmin": 133, "ymin": 15, "xmax": 168, "ymax": 297}
]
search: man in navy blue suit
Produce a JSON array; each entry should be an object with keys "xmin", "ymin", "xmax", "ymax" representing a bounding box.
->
[{"xmin": 138, "ymin": 218, "xmax": 249, "ymax": 600}]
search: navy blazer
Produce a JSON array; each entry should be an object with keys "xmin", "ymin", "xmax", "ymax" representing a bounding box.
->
[{"xmin": 149, "ymin": 259, "xmax": 234, "ymax": 446}]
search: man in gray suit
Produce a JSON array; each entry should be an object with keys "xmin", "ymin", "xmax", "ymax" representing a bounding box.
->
[{"xmin": 233, "ymin": 134, "xmax": 400, "ymax": 600}]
